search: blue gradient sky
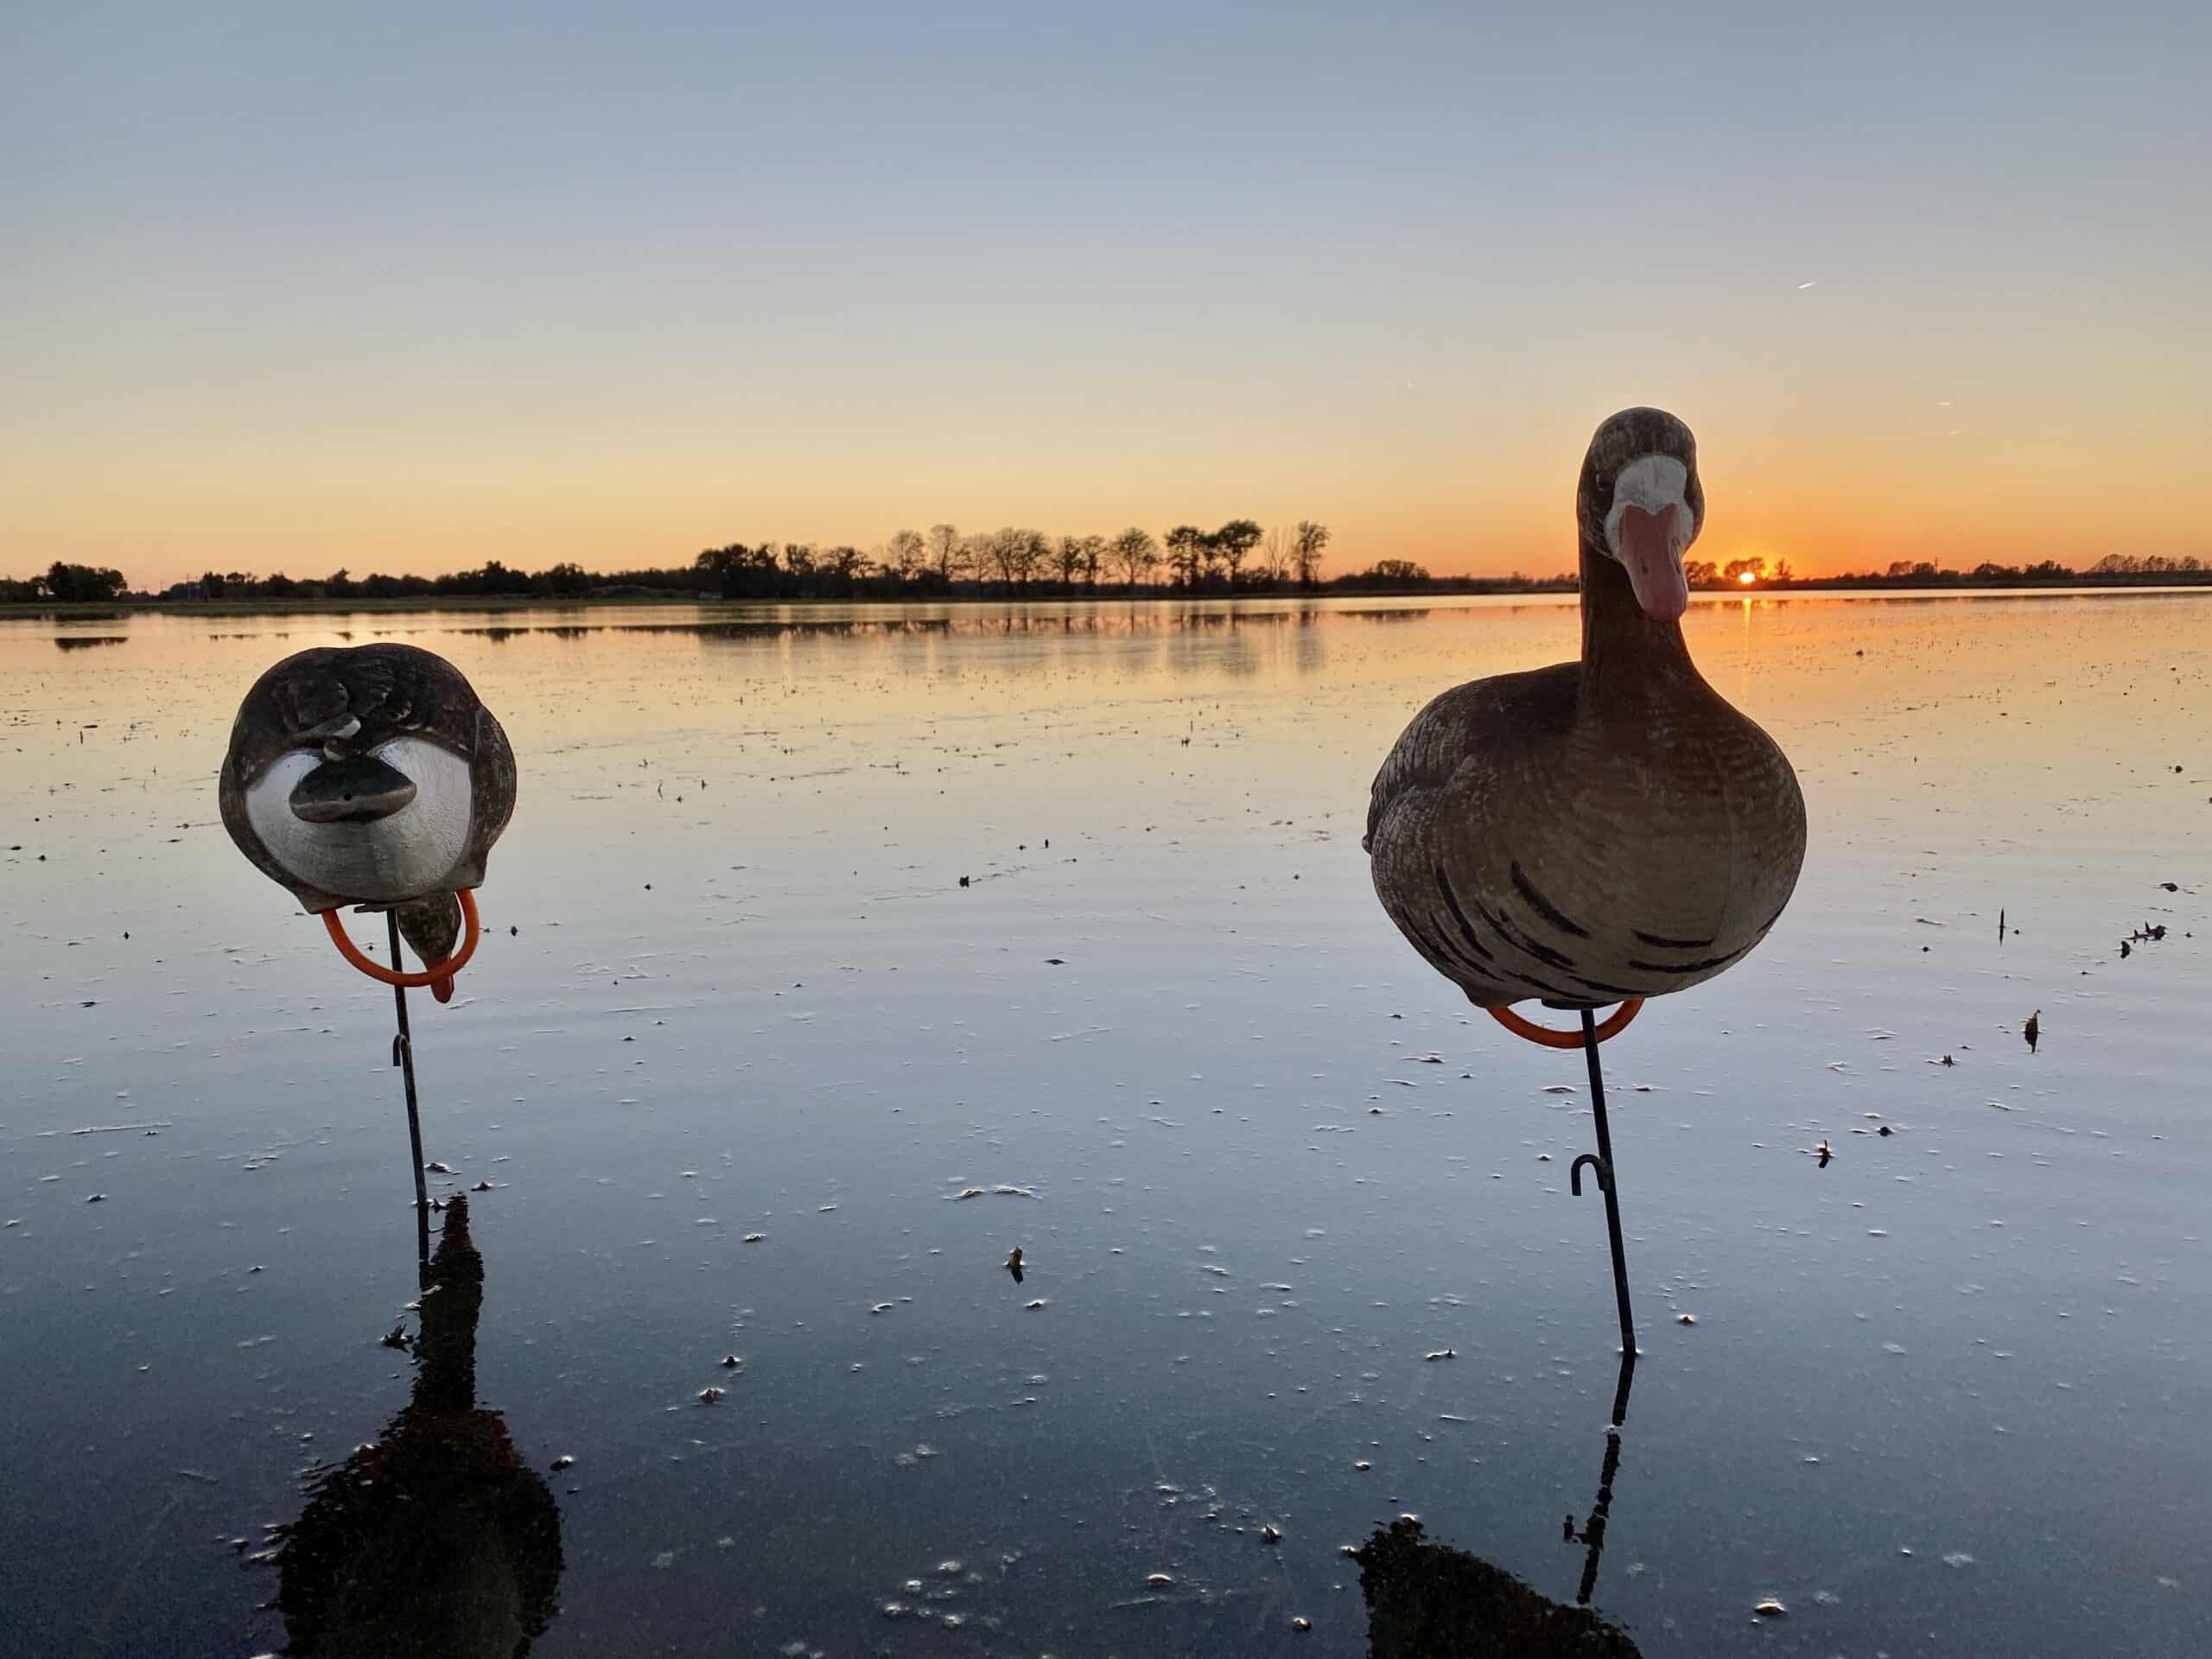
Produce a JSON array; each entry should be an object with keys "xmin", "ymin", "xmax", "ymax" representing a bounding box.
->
[{"xmin": 5, "ymin": 1, "xmax": 2207, "ymax": 583}]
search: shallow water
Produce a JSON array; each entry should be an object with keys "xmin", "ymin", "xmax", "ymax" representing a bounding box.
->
[{"xmin": 3, "ymin": 593, "xmax": 2209, "ymax": 1657}]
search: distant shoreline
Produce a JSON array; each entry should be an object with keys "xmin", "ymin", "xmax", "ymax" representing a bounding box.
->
[{"xmin": 7, "ymin": 575, "xmax": 2212, "ymax": 621}]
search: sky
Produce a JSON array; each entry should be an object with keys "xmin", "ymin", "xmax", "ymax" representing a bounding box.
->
[{"xmin": 4, "ymin": 0, "xmax": 2208, "ymax": 586}]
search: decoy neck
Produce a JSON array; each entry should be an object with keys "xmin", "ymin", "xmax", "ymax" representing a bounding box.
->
[
  {"xmin": 1577, "ymin": 536, "xmax": 1694, "ymax": 698},
  {"xmin": 1573, "ymin": 408, "xmax": 1706, "ymax": 703}
]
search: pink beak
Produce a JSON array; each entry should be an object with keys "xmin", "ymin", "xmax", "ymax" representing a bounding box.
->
[{"xmin": 1617, "ymin": 503, "xmax": 1689, "ymax": 620}]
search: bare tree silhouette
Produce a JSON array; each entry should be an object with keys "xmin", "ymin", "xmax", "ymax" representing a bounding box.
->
[
  {"xmin": 887, "ymin": 528, "xmax": 926, "ymax": 583},
  {"xmin": 1110, "ymin": 527, "xmax": 1159, "ymax": 590},
  {"xmin": 1163, "ymin": 525, "xmax": 1205, "ymax": 588},
  {"xmin": 1293, "ymin": 520, "xmax": 1332, "ymax": 588},
  {"xmin": 926, "ymin": 523, "xmax": 967, "ymax": 585},
  {"xmin": 1211, "ymin": 518, "xmax": 1263, "ymax": 588}
]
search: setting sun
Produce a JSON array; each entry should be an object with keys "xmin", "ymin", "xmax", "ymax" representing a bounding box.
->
[{"xmin": 1738, "ymin": 570, "xmax": 1758, "ymax": 585}]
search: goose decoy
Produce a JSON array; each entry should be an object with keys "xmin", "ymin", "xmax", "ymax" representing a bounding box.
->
[
  {"xmin": 1366, "ymin": 407, "xmax": 1802, "ymax": 1011},
  {"xmin": 1364, "ymin": 407, "xmax": 1806, "ymax": 1347},
  {"xmin": 219, "ymin": 643, "xmax": 515, "ymax": 999}
]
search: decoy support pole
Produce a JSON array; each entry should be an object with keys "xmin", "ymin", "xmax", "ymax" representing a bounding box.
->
[
  {"xmin": 1575, "ymin": 1006, "xmax": 1637, "ymax": 1358},
  {"xmin": 386, "ymin": 911, "xmax": 430, "ymax": 1268}
]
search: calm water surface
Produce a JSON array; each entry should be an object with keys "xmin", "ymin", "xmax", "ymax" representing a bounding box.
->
[{"xmin": 3, "ymin": 594, "xmax": 2209, "ymax": 1657}]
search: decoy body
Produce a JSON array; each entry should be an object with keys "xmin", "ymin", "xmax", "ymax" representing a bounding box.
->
[
  {"xmin": 219, "ymin": 644, "xmax": 515, "ymax": 971},
  {"xmin": 1365, "ymin": 408, "xmax": 1804, "ymax": 1011}
]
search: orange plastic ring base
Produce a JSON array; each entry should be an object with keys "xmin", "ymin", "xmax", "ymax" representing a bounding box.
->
[
  {"xmin": 1486, "ymin": 996, "xmax": 1643, "ymax": 1050},
  {"xmin": 320, "ymin": 888, "xmax": 480, "ymax": 995}
]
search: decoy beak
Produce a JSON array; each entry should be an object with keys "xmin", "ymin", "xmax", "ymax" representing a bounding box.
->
[
  {"xmin": 1616, "ymin": 502, "xmax": 1689, "ymax": 620},
  {"xmin": 289, "ymin": 753, "xmax": 418, "ymax": 823}
]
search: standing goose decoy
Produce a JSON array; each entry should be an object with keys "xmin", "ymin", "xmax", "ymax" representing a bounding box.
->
[
  {"xmin": 220, "ymin": 643, "xmax": 516, "ymax": 1000},
  {"xmin": 221, "ymin": 642, "xmax": 515, "ymax": 1258},
  {"xmin": 1364, "ymin": 407, "xmax": 1805, "ymax": 1349}
]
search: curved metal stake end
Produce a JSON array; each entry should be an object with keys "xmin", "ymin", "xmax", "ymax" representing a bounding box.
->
[{"xmin": 1569, "ymin": 1152, "xmax": 1609, "ymax": 1197}]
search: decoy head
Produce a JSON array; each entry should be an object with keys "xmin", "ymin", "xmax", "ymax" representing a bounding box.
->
[
  {"xmin": 219, "ymin": 644, "xmax": 516, "ymax": 913},
  {"xmin": 1578, "ymin": 407, "xmax": 1706, "ymax": 622}
]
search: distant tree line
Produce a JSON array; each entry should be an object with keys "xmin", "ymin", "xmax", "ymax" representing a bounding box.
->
[
  {"xmin": 1686, "ymin": 553, "xmax": 2212, "ymax": 590},
  {"xmin": 1, "ymin": 561, "xmax": 130, "ymax": 603},
  {"xmin": 10, "ymin": 539, "xmax": 2212, "ymax": 606},
  {"xmin": 3, "ymin": 520, "xmax": 1338, "ymax": 603},
  {"xmin": 683, "ymin": 520, "xmax": 1344, "ymax": 599}
]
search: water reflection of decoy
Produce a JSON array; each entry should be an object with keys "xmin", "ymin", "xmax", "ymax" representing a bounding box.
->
[
  {"xmin": 1365, "ymin": 410, "xmax": 1806, "ymax": 1354},
  {"xmin": 271, "ymin": 1197, "xmax": 563, "ymax": 1656},
  {"xmin": 1575, "ymin": 1355, "xmax": 1637, "ymax": 1603},
  {"xmin": 1361, "ymin": 1352, "xmax": 1641, "ymax": 1654},
  {"xmin": 1357, "ymin": 1520, "xmax": 1642, "ymax": 1656}
]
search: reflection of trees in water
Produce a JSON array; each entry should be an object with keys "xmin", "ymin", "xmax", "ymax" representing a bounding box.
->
[
  {"xmin": 437, "ymin": 602, "xmax": 1419, "ymax": 649},
  {"xmin": 1357, "ymin": 1353, "xmax": 1642, "ymax": 1656},
  {"xmin": 52, "ymin": 635, "xmax": 129, "ymax": 651},
  {"xmin": 272, "ymin": 1196, "xmax": 562, "ymax": 1656},
  {"xmin": 426, "ymin": 602, "xmax": 1397, "ymax": 685},
  {"xmin": 1337, "ymin": 607, "xmax": 1439, "ymax": 626}
]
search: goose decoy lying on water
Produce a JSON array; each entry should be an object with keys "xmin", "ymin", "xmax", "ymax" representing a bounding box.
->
[
  {"xmin": 219, "ymin": 643, "xmax": 515, "ymax": 999},
  {"xmin": 1364, "ymin": 407, "xmax": 1805, "ymax": 1349}
]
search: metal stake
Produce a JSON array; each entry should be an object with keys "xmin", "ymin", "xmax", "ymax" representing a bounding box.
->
[
  {"xmin": 1566, "ymin": 1005, "xmax": 1637, "ymax": 1358},
  {"xmin": 386, "ymin": 911, "xmax": 430, "ymax": 1269}
]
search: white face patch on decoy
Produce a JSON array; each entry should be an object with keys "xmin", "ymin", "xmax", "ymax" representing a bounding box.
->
[
  {"xmin": 1603, "ymin": 454, "xmax": 1698, "ymax": 620},
  {"xmin": 244, "ymin": 736, "xmax": 474, "ymax": 906}
]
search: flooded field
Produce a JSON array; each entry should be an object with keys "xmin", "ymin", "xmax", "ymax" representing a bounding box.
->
[{"xmin": 3, "ymin": 593, "xmax": 2209, "ymax": 1657}]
